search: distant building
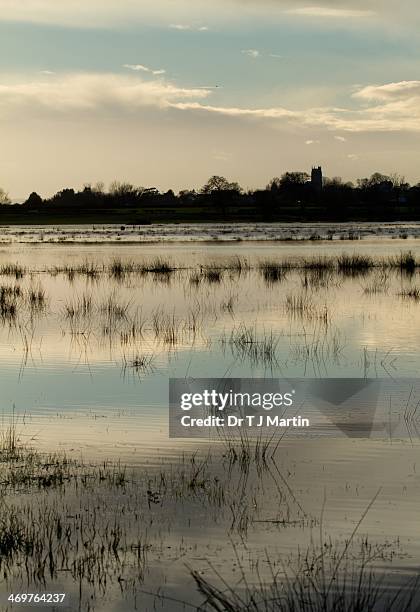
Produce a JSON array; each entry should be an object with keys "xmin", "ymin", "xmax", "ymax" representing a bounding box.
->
[{"xmin": 311, "ymin": 166, "xmax": 323, "ymax": 193}]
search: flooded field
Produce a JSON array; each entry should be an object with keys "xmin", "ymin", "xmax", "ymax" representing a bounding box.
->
[
  {"xmin": 1, "ymin": 238, "xmax": 420, "ymax": 611},
  {"xmin": 1, "ymin": 221, "xmax": 420, "ymax": 243}
]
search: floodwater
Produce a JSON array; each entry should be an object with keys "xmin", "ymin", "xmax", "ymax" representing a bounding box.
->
[
  {"xmin": 1, "ymin": 220, "xmax": 420, "ymax": 243},
  {"xmin": 1, "ymin": 235, "xmax": 420, "ymax": 611}
]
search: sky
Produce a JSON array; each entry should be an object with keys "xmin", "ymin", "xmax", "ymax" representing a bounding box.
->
[{"xmin": 0, "ymin": 0, "xmax": 420, "ymax": 200}]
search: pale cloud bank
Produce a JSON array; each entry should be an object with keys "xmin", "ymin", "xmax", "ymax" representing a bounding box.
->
[
  {"xmin": 287, "ymin": 6, "xmax": 375, "ymax": 18},
  {"xmin": 123, "ymin": 64, "xmax": 166, "ymax": 76},
  {"xmin": 1, "ymin": 72, "xmax": 420, "ymax": 133},
  {"xmin": 241, "ymin": 49, "xmax": 260, "ymax": 58},
  {"xmin": 0, "ymin": 0, "xmax": 408, "ymax": 28},
  {"xmin": 0, "ymin": 73, "xmax": 210, "ymax": 114},
  {"xmin": 169, "ymin": 24, "xmax": 209, "ymax": 31},
  {"xmin": 353, "ymin": 81, "xmax": 420, "ymax": 101}
]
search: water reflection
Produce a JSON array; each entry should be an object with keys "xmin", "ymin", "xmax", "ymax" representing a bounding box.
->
[{"xmin": 1, "ymin": 242, "xmax": 420, "ymax": 610}]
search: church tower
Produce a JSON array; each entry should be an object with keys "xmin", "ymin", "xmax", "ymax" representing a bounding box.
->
[{"xmin": 311, "ymin": 166, "xmax": 323, "ymax": 193}]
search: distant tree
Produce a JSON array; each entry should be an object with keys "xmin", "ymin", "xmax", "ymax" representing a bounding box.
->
[
  {"xmin": 280, "ymin": 172, "xmax": 310, "ymax": 188},
  {"xmin": 266, "ymin": 177, "xmax": 282, "ymax": 192},
  {"xmin": 141, "ymin": 187, "xmax": 159, "ymax": 197},
  {"xmin": 50, "ymin": 188, "xmax": 76, "ymax": 208},
  {"xmin": 323, "ymin": 176, "xmax": 342, "ymax": 187},
  {"xmin": 0, "ymin": 187, "xmax": 11, "ymax": 205},
  {"xmin": 24, "ymin": 192, "xmax": 43, "ymax": 207},
  {"xmin": 178, "ymin": 189, "xmax": 197, "ymax": 206},
  {"xmin": 277, "ymin": 172, "xmax": 310, "ymax": 206},
  {"xmin": 358, "ymin": 173, "xmax": 392, "ymax": 190},
  {"xmin": 389, "ymin": 173, "xmax": 410, "ymax": 191},
  {"xmin": 200, "ymin": 176, "xmax": 242, "ymax": 219},
  {"xmin": 179, "ymin": 189, "xmax": 197, "ymax": 198},
  {"xmin": 108, "ymin": 181, "xmax": 146, "ymax": 207},
  {"xmin": 84, "ymin": 181, "xmax": 105, "ymax": 194},
  {"xmin": 109, "ymin": 181, "xmax": 138, "ymax": 196},
  {"xmin": 201, "ymin": 176, "xmax": 242, "ymax": 194}
]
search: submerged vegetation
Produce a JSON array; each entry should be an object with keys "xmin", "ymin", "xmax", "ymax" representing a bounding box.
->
[
  {"xmin": 0, "ymin": 427, "xmax": 418, "ymax": 611},
  {"xmin": 193, "ymin": 538, "xmax": 417, "ymax": 612},
  {"xmin": 0, "ymin": 251, "xmax": 416, "ymax": 284},
  {"xmin": 0, "ymin": 247, "xmax": 420, "ymax": 609},
  {"xmin": 0, "ymin": 250, "xmax": 418, "ymax": 375}
]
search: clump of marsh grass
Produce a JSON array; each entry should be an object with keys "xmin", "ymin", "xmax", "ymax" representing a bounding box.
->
[
  {"xmin": 285, "ymin": 293, "xmax": 316, "ymax": 318},
  {"xmin": 26, "ymin": 284, "xmax": 47, "ymax": 312},
  {"xmin": 362, "ymin": 271, "xmax": 390, "ymax": 295},
  {"xmin": 122, "ymin": 351, "xmax": 155, "ymax": 378},
  {"xmin": 390, "ymin": 250, "xmax": 417, "ymax": 273},
  {"xmin": 152, "ymin": 310, "xmax": 181, "ymax": 346},
  {"xmin": 0, "ymin": 284, "xmax": 20, "ymax": 323},
  {"xmin": 0, "ymin": 422, "xmax": 19, "ymax": 459},
  {"xmin": 301, "ymin": 270, "xmax": 339, "ymax": 292},
  {"xmin": 139, "ymin": 258, "xmax": 175, "ymax": 277},
  {"xmin": 285, "ymin": 292, "xmax": 312, "ymax": 312},
  {"xmin": 224, "ymin": 324, "xmax": 278, "ymax": 367},
  {"xmin": 109, "ymin": 257, "xmax": 137, "ymax": 279},
  {"xmin": 337, "ymin": 253, "xmax": 373, "ymax": 275},
  {"xmin": 259, "ymin": 261, "xmax": 289, "ymax": 284},
  {"xmin": 148, "ymin": 453, "xmax": 226, "ymax": 508},
  {"xmin": 202, "ymin": 267, "xmax": 223, "ymax": 284},
  {"xmin": 191, "ymin": 537, "xmax": 415, "ymax": 612},
  {"xmin": 398, "ymin": 287, "xmax": 420, "ymax": 301},
  {"xmin": 189, "ymin": 271, "xmax": 202, "ymax": 287},
  {"xmin": 302, "ymin": 256, "xmax": 335, "ymax": 272},
  {"xmin": 219, "ymin": 428, "xmax": 275, "ymax": 475},
  {"xmin": 150, "ymin": 307, "xmax": 203, "ymax": 346},
  {"xmin": 221, "ymin": 294, "xmax": 237, "ymax": 314},
  {"xmin": 53, "ymin": 260, "xmax": 101, "ymax": 281},
  {"xmin": 0, "ymin": 263, "xmax": 25, "ymax": 279},
  {"xmin": 119, "ymin": 310, "xmax": 146, "ymax": 345},
  {"xmin": 191, "ymin": 490, "xmax": 414, "ymax": 612},
  {"xmin": 99, "ymin": 292, "xmax": 130, "ymax": 320},
  {"xmin": 0, "ymin": 284, "xmax": 21, "ymax": 299},
  {"xmin": 64, "ymin": 292, "xmax": 94, "ymax": 319}
]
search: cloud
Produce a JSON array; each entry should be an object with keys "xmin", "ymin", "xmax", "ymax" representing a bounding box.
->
[
  {"xmin": 305, "ymin": 139, "xmax": 320, "ymax": 144},
  {"xmin": 169, "ymin": 23, "xmax": 209, "ymax": 31},
  {"xmin": 241, "ymin": 49, "xmax": 260, "ymax": 58},
  {"xmin": 0, "ymin": 73, "xmax": 211, "ymax": 115},
  {"xmin": 0, "ymin": 0, "xmax": 417, "ymax": 30},
  {"xmin": 1, "ymin": 73, "xmax": 419, "ymax": 135},
  {"xmin": 286, "ymin": 6, "xmax": 375, "ymax": 18},
  {"xmin": 170, "ymin": 80, "xmax": 420, "ymax": 133},
  {"xmin": 123, "ymin": 64, "xmax": 166, "ymax": 76},
  {"xmin": 335, "ymin": 135, "xmax": 347, "ymax": 141},
  {"xmin": 353, "ymin": 81, "xmax": 420, "ymax": 101}
]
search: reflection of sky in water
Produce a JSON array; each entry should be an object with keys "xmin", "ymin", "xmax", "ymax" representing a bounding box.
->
[
  {"xmin": 0, "ymin": 241, "xmax": 420, "ymax": 455},
  {"xmin": 3, "ymin": 241, "xmax": 420, "ymax": 608}
]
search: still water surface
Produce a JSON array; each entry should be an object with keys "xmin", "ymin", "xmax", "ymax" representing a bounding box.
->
[{"xmin": 1, "ymin": 237, "xmax": 420, "ymax": 610}]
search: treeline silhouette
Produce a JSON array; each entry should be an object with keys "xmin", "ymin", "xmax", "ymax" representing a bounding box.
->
[{"xmin": 3, "ymin": 172, "xmax": 420, "ymax": 223}]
